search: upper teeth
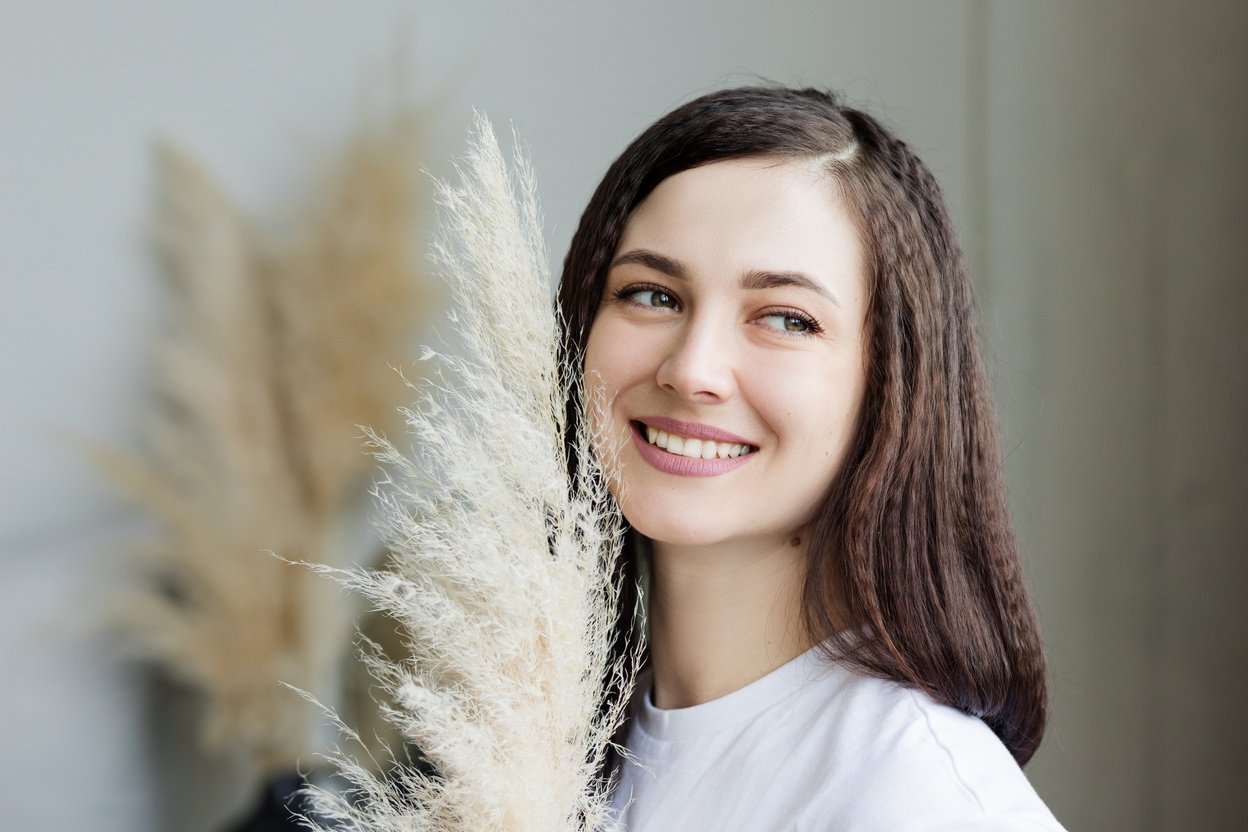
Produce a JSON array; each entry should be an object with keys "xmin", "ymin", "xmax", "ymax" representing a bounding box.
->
[{"xmin": 644, "ymin": 426, "xmax": 752, "ymax": 460}]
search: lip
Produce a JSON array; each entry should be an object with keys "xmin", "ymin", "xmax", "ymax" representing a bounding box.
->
[
  {"xmin": 630, "ymin": 422, "xmax": 756, "ymax": 478},
  {"xmin": 635, "ymin": 416, "xmax": 755, "ymax": 446}
]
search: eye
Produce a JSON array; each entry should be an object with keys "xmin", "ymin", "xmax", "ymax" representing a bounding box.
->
[
  {"xmin": 615, "ymin": 284, "xmax": 681, "ymax": 311},
  {"xmin": 758, "ymin": 310, "xmax": 823, "ymax": 336}
]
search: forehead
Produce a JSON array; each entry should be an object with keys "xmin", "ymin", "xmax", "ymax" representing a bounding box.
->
[{"xmin": 616, "ymin": 158, "xmax": 864, "ymax": 292}]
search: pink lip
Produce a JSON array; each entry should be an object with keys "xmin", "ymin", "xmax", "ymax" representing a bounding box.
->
[
  {"xmin": 630, "ymin": 423, "xmax": 756, "ymax": 478},
  {"xmin": 636, "ymin": 416, "xmax": 755, "ymax": 446}
]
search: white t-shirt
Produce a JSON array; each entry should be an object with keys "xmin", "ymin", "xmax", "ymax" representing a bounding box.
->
[{"xmin": 608, "ymin": 644, "xmax": 1066, "ymax": 831}]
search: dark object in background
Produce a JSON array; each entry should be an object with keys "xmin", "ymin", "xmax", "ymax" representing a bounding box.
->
[
  {"xmin": 224, "ymin": 774, "xmax": 314, "ymax": 832},
  {"xmin": 224, "ymin": 745, "xmax": 437, "ymax": 831}
]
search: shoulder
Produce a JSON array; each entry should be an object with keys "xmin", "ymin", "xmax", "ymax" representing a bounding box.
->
[
  {"xmin": 788, "ymin": 665, "xmax": 1065, "ymax": 831},
  {"xmin": 612, "ymin": 656, "xmax": 1065, "ymax": 831}
]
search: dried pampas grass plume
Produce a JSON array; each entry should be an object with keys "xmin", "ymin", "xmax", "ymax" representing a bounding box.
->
[
  {"xmin": 303, "ymin": 115, "xmax": 639, "ymax": 832},
  {"xmin": 91, "ymin": 108, "xmax": 434, "ymax": 778}
]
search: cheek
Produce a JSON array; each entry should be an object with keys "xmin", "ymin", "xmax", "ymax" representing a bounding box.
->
[
  {"xmin": 815, "ymin": 363, "xmax": 868, "ymax": 468},
  {"xmin": 749, "ymin": 354, "xmax": 865, "ymax": 454},
  {"xmin": 581, "ymin": 324, "xmax": 632, "ymax": 487},
  {"xmin": 582, "ymin": 319, "xmax": 642, "ymax": 436},
  {"xmin": 582, "ymin": 323, "xmax": 615, "ymax": 394},
  {"xmin": 583, "ymin": 317, "xmax": 655, "ymax": 395}
]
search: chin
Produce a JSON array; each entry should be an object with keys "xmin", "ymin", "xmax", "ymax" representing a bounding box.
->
[
  {"xmin": 619, "ymin": 504, "xmax": 725, "ymax": 548},
  {"xmin": 621, "ymin": 505, "xmax": 771, "ymax": 550},
  {"xmin": 630, "ymin": 523, "xmax": 727, "ymax": 548},
  {"xmin": 620, "ymin": 491, "xmax": 820, "ymax": 552}
]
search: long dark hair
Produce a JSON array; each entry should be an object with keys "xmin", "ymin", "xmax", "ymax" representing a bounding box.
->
[{"xmin": 560, "ymin": 86, "xmax": 1048, "ymax": 764}]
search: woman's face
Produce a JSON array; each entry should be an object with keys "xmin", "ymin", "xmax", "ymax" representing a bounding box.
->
[{"xmin": 583, "ymin": 157, "xmax": 869, "ymax": 549}]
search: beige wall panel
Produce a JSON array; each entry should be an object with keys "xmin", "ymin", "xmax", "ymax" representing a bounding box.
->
[{"xmin": 983, "ymin": 2, "xmax": 1247, "ymax": 829}]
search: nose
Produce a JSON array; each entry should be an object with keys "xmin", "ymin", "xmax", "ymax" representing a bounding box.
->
[{"xmin": 654, "ymin": 314, "xmax": 737, "ymax": 402}]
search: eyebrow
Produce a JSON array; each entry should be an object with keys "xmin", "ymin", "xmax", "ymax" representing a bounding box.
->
[
  {"xmin": 610, "ymin": 249, "xmax": 687, "ymax": 280},
  {"xmin": 741, "ymin": 269, "xmax": 839, "ymax": 306},
  {"xmin": 610, "ymin": 248, "xmax": 839, "ymax": 306}
]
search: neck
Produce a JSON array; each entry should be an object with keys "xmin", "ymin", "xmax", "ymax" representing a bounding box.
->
[{"xmin": 646, "ymin": 532, "xmax": 812, "ymax": 710}]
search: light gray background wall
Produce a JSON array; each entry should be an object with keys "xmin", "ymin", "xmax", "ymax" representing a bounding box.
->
[{"xmin": 2, "ymin": 1, "xmax": 1243, "ymax": 830}]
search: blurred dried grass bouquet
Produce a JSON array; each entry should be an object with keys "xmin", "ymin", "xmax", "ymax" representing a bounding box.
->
[
  {"xmin": 94, "ymin": 109, "xmax": 436, "ymax": 777},
  {"xmin": 300, "ymin": 116, "xmax": 640, "ymax": 832}
]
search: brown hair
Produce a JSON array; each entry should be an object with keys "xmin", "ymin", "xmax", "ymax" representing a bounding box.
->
[{"xmin": 560, "ymin": 86, "xmax": 1048, "ymax": 764}]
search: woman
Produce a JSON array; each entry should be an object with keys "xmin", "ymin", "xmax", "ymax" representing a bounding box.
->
[{"xmin": 559, "ymin": 87, "xmax": 1065, "ymax": 830}]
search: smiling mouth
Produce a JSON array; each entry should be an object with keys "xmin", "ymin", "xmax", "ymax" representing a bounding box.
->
[{"xmin": 631, "ymin": 421, "xmax": 757, "ymax": 460}]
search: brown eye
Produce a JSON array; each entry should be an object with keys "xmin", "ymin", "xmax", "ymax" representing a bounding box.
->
[
  {"xmin": 759, "ymin": 311, "xmax": 822, "ymax": 336},
  {"xmin": 621, "ymin": 287, "xmax": 680, "ymax": 310}
]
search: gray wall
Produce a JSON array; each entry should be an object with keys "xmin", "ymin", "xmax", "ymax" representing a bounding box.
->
[
  {"xmin": 984, "ymin": 3, "xmax": 1248, "ymax": 828},
  {"xmin": 2, "ymin": 2, "xmax": 1243, "ymax": 829}
]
